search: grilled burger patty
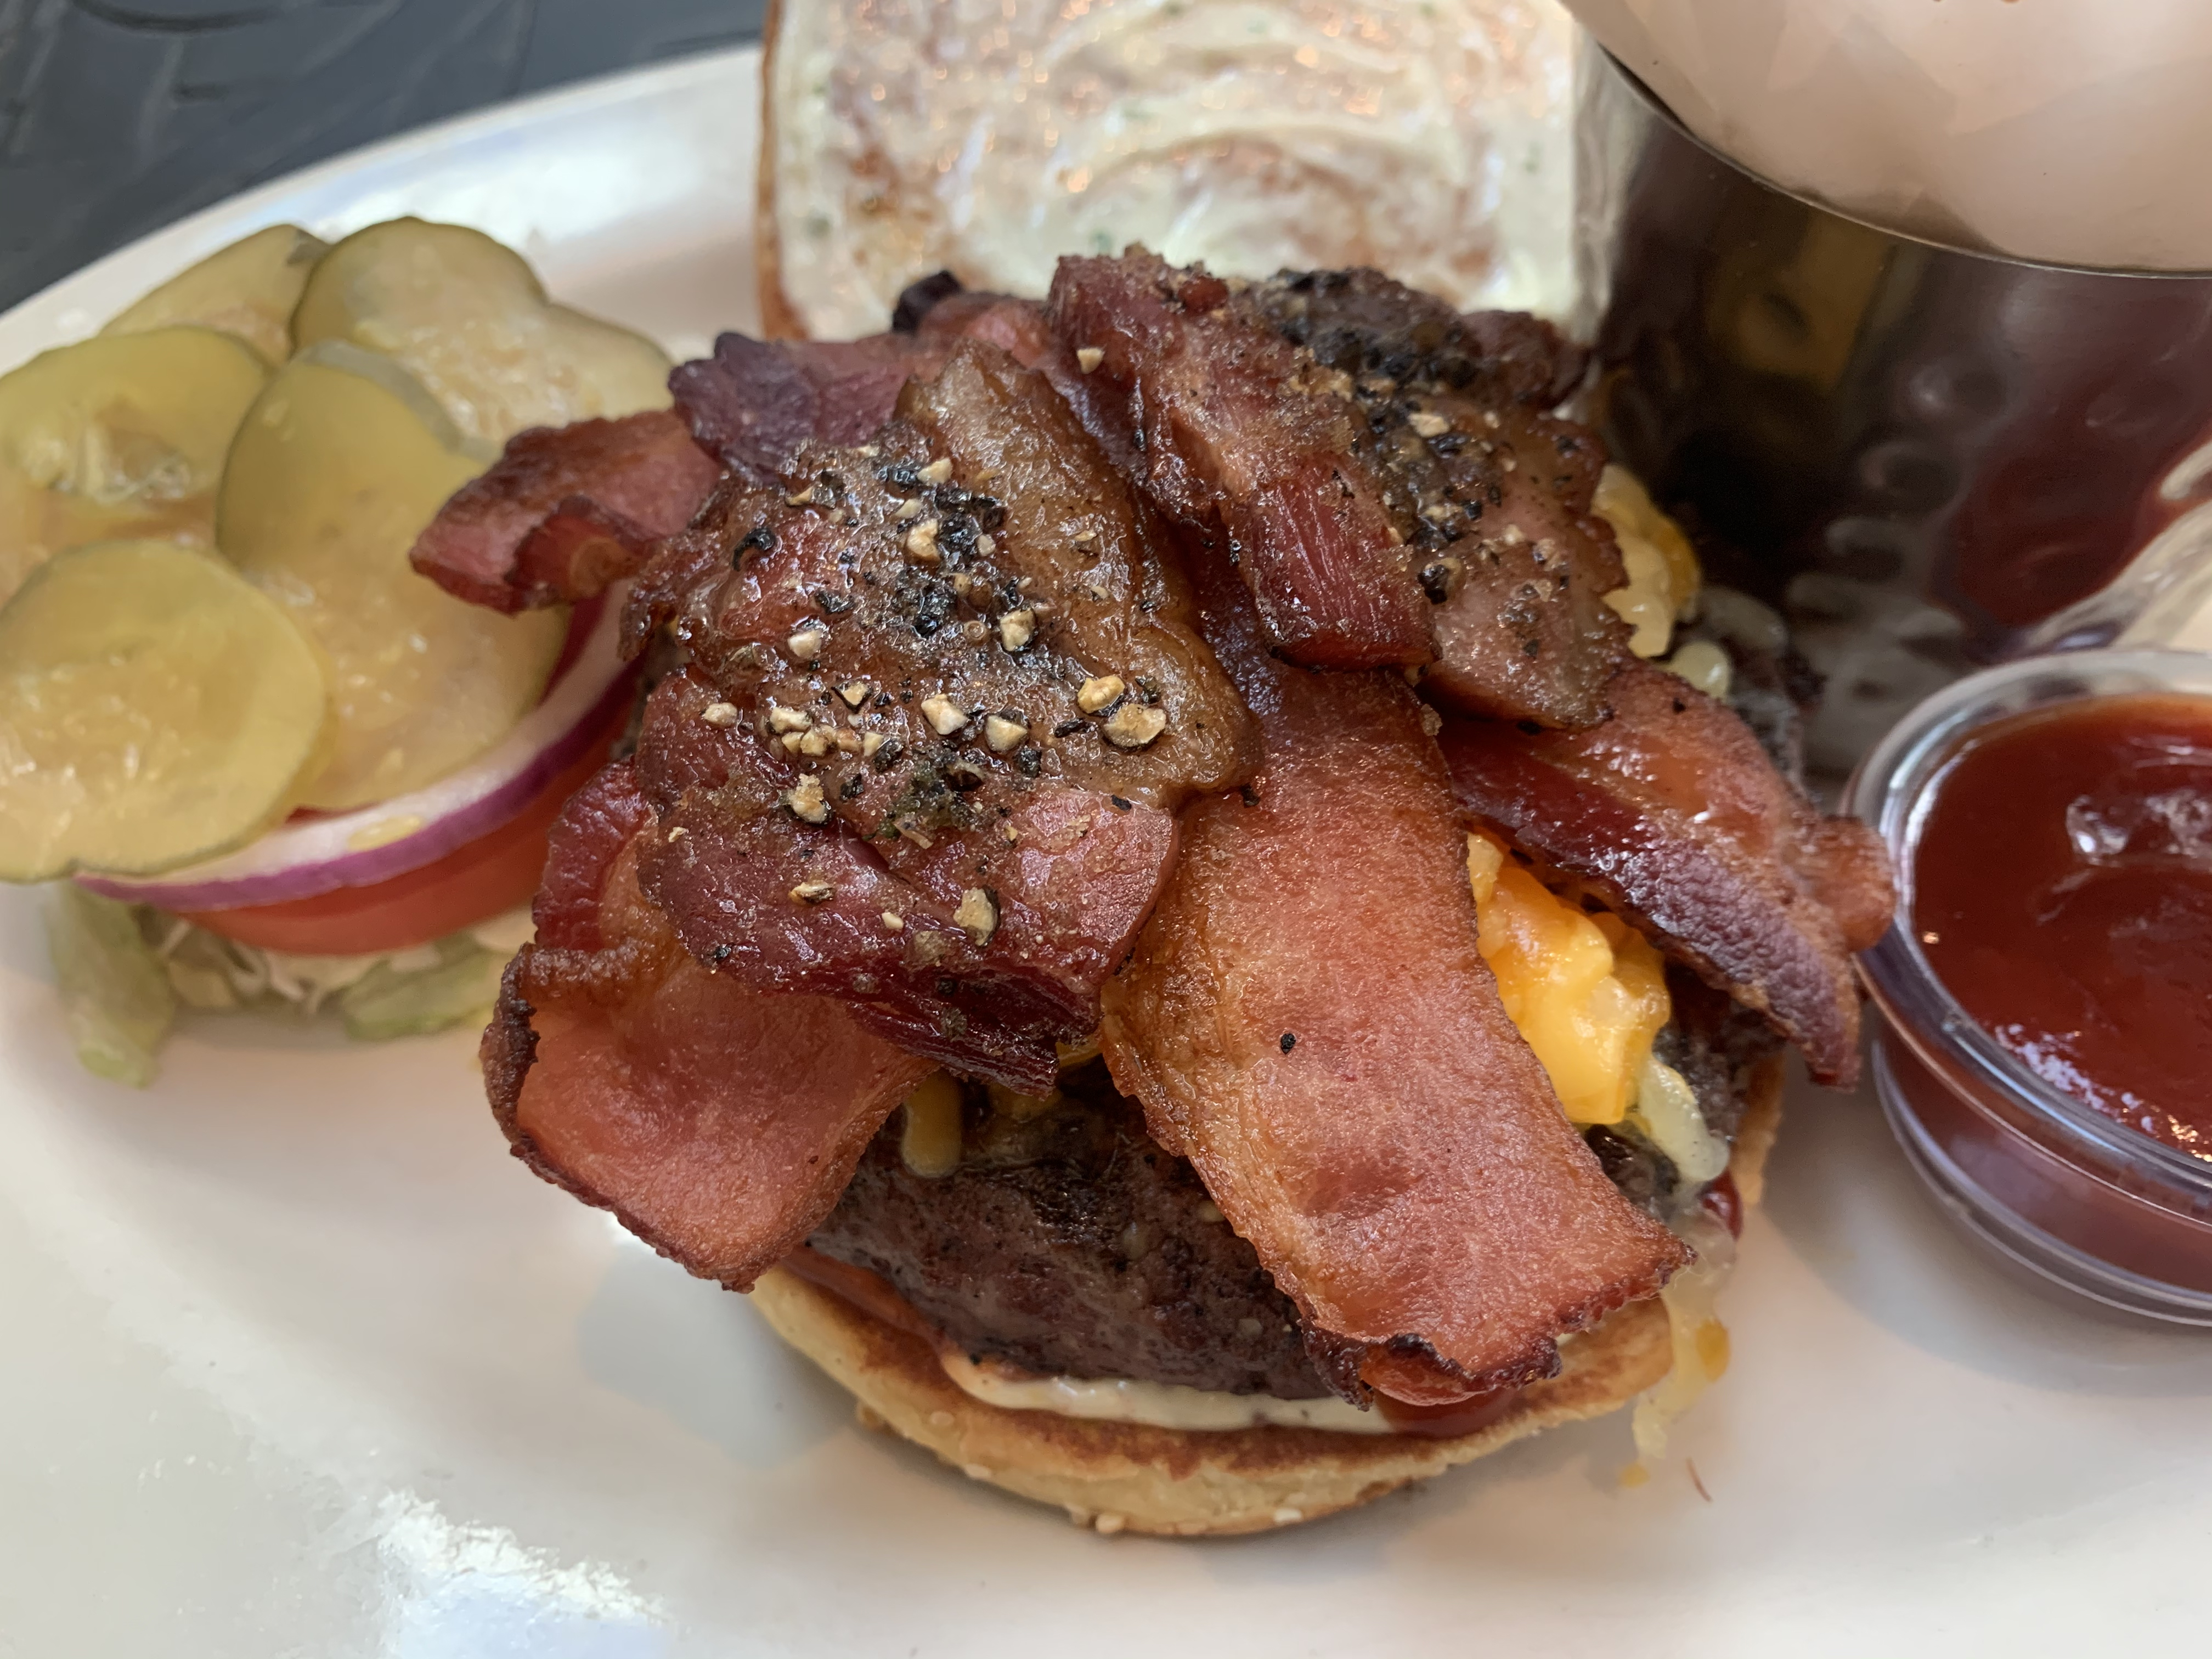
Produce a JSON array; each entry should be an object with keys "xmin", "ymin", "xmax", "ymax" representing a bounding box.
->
[
  {"xmin": 808, "ymin": 977, "xmax": 1781, "ymax": 1400},
  {"xmin": 1587, "ymin": 966, "xmax": 1784, "ymax": 1221},
  {"xmin": 811, "ymin": 1061, "xmax": 1333, "ymax": 1398}
]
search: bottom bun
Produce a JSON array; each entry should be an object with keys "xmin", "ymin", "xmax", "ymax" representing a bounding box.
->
[
  {"xmin": 752, "ymin": 1057, "xmax": 1785, "ymax": 1537},
  {"xmin": 753, "ymin": 1268, "xmax": 1670, "ymax": 1536}
]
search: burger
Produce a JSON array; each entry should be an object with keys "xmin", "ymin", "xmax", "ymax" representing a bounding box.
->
[{"xmin": 416, "ymin": 251, "xmax": 1893, "ymax": 1535}]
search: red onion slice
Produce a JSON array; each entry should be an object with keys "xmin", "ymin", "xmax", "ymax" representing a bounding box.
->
[{"xmin": 81, "ymin": 600, "xmax": 637, "ymax": 913}]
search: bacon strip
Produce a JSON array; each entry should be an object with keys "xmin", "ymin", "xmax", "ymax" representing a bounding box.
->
[
  {"xmin": 417, "ymin": 309, "xmax": 1057, "ymax": 622},
  {"xmin": 528, "ymin": 758, "xmax": 658, "ymax": 951},
  {"xmin": 484, "ymin": 761, "xmax": 933, "ymax": 1289},
  {"xmin": 909, "ymin": 286, "xmax": 1119, "ymax": 449},
  {"xmin": 631, "ymin": 671, "xmax": 1176, "ymax": 1095},
  {"xmin": 672, "ymin": 330, "xmax": 950, "ymax": 483},
  {"xmin": 1047, "ymin": 256, "xmax": 1640, "ymax": 724},
  {"xmin": 410, "ymin": 411, "xmax": 720, "ymax": 613},
  {"xmin": 1098, "ymin": 567, "xmax": 1686, "ymax": 1405},
  {"xmin": 623, "ymin": 341, "xmax": 1251, "ymax": 1091},
  {"xmin": 1229, "ymin": 267, "xmax": 1630, "ymax": 727},
  {"xmin": 1047, "ymin": 251, "xmax": 1436, "ymax": 672},
  {"xmin": 1438, "ymin": 659, "xmax": 1894, "ymax": 1086}
]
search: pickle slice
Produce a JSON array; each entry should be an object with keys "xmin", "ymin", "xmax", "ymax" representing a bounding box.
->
[
  {"xmin": 290, "ymin": 217, "xmax": 672, "ymax": 445},
  {"xmin": 102, "ymin": 224, "xmax": 330, "ymax": 366},
  {"xmin": 0, "ymin": 540, "xmax": 329, "ymax": 882},
  {"xmin": 0, "ymin": 327, "xmax": 269, "ymax": 607},
  {"xmin": 219, "ymin": 343, "xmax": 567, "ymax": 811}
]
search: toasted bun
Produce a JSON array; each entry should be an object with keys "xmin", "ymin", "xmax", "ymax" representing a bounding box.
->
[
  {"xmin": 754, "ymin": 1269, "xmax": 1671, "ymax": 1536},
  {"xmin": 755, "ymin": 0, "xmax": 806, "ymax": 341},
  {"xmin": 756, "ymin": 0, "xmax": 1578, "ymax": 343},
  {"xmin": 752, "ymin": 1060, "xmax": 1784, "ymax": 1536}
]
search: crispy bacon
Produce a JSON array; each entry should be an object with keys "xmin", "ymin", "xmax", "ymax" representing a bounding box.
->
[
  {"xmin": 672, "ymin": 330, "xmax": 951, "ymax": 483},
  {"xmin": 410, "ymin": 411, "xmax": 720, "ymax": 613},
  {"xmin": 1047, "ymin": 251, "xmax": 1435, "ymax": 673},
  {"xmin": 529, "ymin": 759, "xmax": 657, "ymax": 950},
  {"xmin": 1242, "ymin": 270, "xmax": 1630, "ymax": 728},
  {"xmin": 1438, "ymin": 658, "xmax": 1894, "ymax": 1086},
  {"xmin": 1250, "ymin": 267, "xmax": 1588, "ymax": 409},
  {"xmin": 620, "ymin": 339, "xmax": 1254, "ymax": 1091},
  {"xmin": 1048, "ymin": 254, "xmax": 1633, "ymax": 723},
  {"xmin": 631, "ymin": 670, "xmax": 1175, "ymax": 1094},
  {"xmin": 909, "ymin": 285, "xmax": 1111, "ymax": 425},
  {"xmin": 675, "ymin": 280, "xmax": 1124, "ymax": 491},
  {"xmin": 1098, "ymin": 562, "xmax": 1687, "ymax": 1406},
  {"xmin": 417, "ymin": 302, "xmax": 1066, "ymax": 621},
  {"xmin": 484, "ymin": 760, "xmax": 933, "ymax": 1289},
  {"xmin": 623, "ymin": 303, "xmax": 1075, "ymax": 657}
]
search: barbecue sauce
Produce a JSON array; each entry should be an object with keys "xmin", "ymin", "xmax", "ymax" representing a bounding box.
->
[{"xmin": 1914, "ymin": 692, "xmax": 2212, "ymax": 1161}]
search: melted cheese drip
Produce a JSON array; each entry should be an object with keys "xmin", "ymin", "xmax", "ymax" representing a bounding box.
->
[
  {"xmin": 939, "ymin": 1350, "xmax": 1392, "ymax": 1435},
  {"xmin": 1630, "ymin": 1206, "xmax": 1737, "ymax": 1464},
  {"xmin": 770, "ymin": 0, "xmax": 1578, "ymax": 340},
  {"xmin": 1629, "ymin": 1051, "xmax": 1730, "ymax": 1185},
  {"xmin": 1465, "ymin": 833, "xmax": 1731, "ymax": 1186},
  {"xmin": 1466, "ymin": 833, "xmax": 1669, "ymax": 1126},
  {"xmin": 1594, "ymin": 464, "xmax": 1702, "ymax": 661},
  {"xmin": 898, "ymin": 1073, "xmax": 965, "ymax": 1177}
]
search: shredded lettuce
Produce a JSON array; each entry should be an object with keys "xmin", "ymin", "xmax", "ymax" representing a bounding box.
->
[
  {"xmin": 338, "ymin": 936, "xmax": 509, "ymax": 1041},
  {"xmin": 44, "ymin": 886, "xmax": 176, "ymax": 1087},
  {"xmin": 45, "ymin": 893, "xmax": 528, "ymax": 1085}
]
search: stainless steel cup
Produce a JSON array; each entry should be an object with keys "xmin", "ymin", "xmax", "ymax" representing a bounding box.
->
[{"xmin": 1575, "ymin": 49, "xmax": 2212, "ymax": 772}]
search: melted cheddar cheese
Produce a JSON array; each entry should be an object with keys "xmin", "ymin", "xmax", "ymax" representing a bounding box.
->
[
  {"xmin": 1466, "ymin": 833, "xmax": 1669, "ymax": 1126},
  {"xmin": 1595, "ymin": 464, "xmax": 1702, "ymax": 661},
  {"xmin": 1466, "ymin": 832, "xmax": 1742, "ymax": 1471}
]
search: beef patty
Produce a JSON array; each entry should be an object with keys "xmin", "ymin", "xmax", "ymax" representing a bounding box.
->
[
  {"xmin": 809, "ymin": 991, "xmax": 1777, "ymax": 1396},
  {"xmin": 810, "ymin": 1060, "xmax": 1331, "ymax": 1398}
]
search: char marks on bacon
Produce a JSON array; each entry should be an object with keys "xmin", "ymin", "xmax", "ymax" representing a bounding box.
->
[
  {"xmin": 1047, "ymin": 253, "xmax": 1632, "ymax": 720},
  {"xmin": 1241, "ymin": 268, "xmax": 1630, "ymax": 729},
  {"xmin": 633, "ymin": 669, "xmax": 1170, "ymax": 1093},
  {"xmin": 623, "ymin": 338, "xmax": 1255, "ymax": 1093},
  {"xmin": 1098, "ymin": 562, "xmax": 1686, "ymax": 1406},
  {"xmin": 672, "ymin": 330, "xmax": 951, "ymax": 483},
  {"xmin": 907, "ymin": 284, "xmax": 1114, "ymax": 439},
  {"xmin": 483, "ymin": 760, "xmax": 934, "ymax": 1289},
  {"xmin": 1047, "ymin": 250, "xmax": 1436, "ymax": 672},
  {"xmin": 410, "ymin": 410, "xmax": 721, "ymax": 613},
  {"xmin": 1438, "ymin": 658, "xmax": 1894, "ymax": 1086}
]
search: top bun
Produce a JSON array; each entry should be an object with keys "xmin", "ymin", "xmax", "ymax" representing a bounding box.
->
[{"xmin": 757, "ymin": 0, "xmax": 1579, "ymax": 341}]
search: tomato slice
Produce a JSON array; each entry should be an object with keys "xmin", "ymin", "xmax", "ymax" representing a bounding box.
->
[{"xmin": 183, "ymin": 706, "xmax": 627, "ymax": 957}]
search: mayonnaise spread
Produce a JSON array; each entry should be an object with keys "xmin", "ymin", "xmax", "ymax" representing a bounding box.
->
[
  {"xmin": 939, "ymin": 1349, "xmax": 1395, "ymax": 1435},
  {"xmin": 770, "ymin": 0, "xmax": 1577, "ymax": 340}
]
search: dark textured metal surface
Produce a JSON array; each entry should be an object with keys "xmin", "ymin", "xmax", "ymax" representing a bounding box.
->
[
  {"xmin": 1577, "ymin": 50, "xmax": 2212, "ymax": 772},
  {"xmin": 0, "ymin": 0, "xmax": 766, "ymax": 313}
]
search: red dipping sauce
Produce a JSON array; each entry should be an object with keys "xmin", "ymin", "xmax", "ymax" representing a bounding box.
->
[
  {"xmin": 1913, "ymin": 693, "xmax": 2212, "ymax": 1164},
  {"xmin": 1851, "ymin": 652, "xmax": 2212, "ymax": 1323}
]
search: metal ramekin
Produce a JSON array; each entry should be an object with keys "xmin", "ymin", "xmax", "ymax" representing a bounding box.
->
[{"xmin": 1576, "ymin": 50, "xmax": 2212, "ymax": 774}]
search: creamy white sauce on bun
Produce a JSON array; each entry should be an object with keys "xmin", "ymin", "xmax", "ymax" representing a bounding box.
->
[{"xmin": 766, "ymin": 0, "xmax": 1577, "ymax": 340}]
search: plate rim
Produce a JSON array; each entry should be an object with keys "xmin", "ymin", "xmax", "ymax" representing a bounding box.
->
[
  {"xmin": 5, "ymin": 32, "xmax": 2212, "ymax": 1654},
  {"xmin": 0, "ymin": 42, "xmax": 762, "ymax": 372}
]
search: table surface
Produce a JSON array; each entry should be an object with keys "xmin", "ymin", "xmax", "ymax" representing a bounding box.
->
[{"xmin": 0, "ymin": 0, "xmax": 767, "ymax": 315}]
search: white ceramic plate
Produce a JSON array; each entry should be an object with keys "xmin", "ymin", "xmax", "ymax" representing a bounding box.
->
[{"xmin": 4, "ymin": 47, "xmax": 2209, "ymax": 1659}]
